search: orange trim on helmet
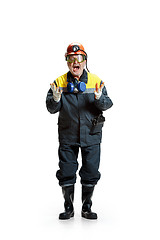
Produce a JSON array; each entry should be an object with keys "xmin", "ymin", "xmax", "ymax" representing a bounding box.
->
[{"xmin": 65, "ymin": 42, "xmax": 87, "ymax": 57}]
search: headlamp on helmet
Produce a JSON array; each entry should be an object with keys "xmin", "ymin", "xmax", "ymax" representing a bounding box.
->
[{"xmin": 72, "ymin": 45, "xmax": 80, "ymax": 52}]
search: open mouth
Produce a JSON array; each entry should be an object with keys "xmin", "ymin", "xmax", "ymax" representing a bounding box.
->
[{"xmin": 73, "ymin": 65, "xmax": 80, "ymax": 71}]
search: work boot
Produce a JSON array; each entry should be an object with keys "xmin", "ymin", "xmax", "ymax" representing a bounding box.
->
[
  {"xmin": 81, "ymin": 185, "xmax": 97, "ymax": 219},
  {"xmin": 59, "ymin": 185, "xmax": 74, "ymax": 220}
]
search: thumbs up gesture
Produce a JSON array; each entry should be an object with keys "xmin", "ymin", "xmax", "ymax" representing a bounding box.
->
[{"xmin": 94, "ymin": 82, "xmax": 104, "ymax": 100}]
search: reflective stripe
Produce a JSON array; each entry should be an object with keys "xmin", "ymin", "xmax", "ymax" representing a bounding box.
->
[
  {"xmin": 82, "ymin": 88, "xmax": 95, "ymax": 93},
  {"xmin": 59, "ymin": 87, "xmax": 95, "ymax": 93}
]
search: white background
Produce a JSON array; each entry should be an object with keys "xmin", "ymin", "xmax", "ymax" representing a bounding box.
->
[{"xmin": 0, "ymin": 0, "xmax": 160, "ymax": 239}]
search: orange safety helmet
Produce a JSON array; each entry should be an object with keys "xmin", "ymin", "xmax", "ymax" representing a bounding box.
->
[
  {"xmin": 65, "ymin": 42, "xmax": 87, "ymax": 58},
  {"xmin": 65, "ymin": 42, "xmax": 89, "ymax": 72}
]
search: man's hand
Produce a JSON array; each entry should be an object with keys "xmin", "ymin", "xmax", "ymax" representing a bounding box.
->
[
  {"xmin": 94, "ymin": 82, "xmax": 104, "ymax": 100},
  {"xmin": 50, "ymin": 83, "xmax": 62, "ymax": 102}
]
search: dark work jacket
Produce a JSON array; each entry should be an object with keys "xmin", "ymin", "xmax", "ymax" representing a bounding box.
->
[{"xmin": 46, "ymin": 70, "xmax": 113, "ymax": 147}]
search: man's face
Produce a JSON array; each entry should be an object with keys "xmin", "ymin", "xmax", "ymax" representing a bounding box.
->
[{"xmin": 67, "ymin": 54, "xmax": 86, "ymax": 78}]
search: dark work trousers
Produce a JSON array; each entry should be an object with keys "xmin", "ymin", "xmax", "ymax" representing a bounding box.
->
[{"xmin": 56, "ymin": 144, "xmax": 101, "ymax": 186}]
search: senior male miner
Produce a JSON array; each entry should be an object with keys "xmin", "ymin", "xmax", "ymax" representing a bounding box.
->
[{"xmin": 46, "ymin": 42, "xmax": 113, "ymax": 220}]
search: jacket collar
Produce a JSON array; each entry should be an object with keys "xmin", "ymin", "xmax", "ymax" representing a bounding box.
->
[{"xmin": 67, "ymin": 69, "xmax": 88, "ymax": 83}]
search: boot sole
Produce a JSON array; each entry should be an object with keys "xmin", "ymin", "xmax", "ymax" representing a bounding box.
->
[
  {"xmin": 59, "ymin": 212, "xmax": 74, "ymax": 220},
  {"xmin": 81, "ymin": 211, "xmax": 97, "ymax": 220}
]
